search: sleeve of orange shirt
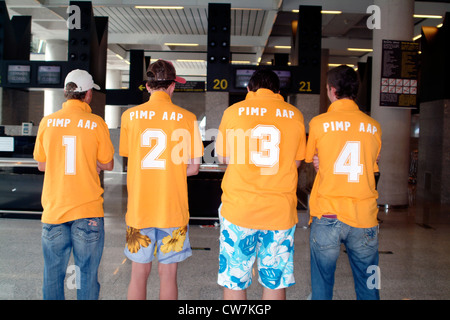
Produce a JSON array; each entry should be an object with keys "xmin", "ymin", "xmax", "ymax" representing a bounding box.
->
[
  {"xmin": 97, "ymin": 118, "xmax": 115, "ymax": 165},
  {"xmin": 190, "ymin": 118, "xmax": 204, "ymax": 160},
  {"xmin": 374, "ymin": 146, "xmax": 381, "ymax": 173},
  {"xmin": 33, "ymin": 117, "xmax": 47, "ymax": 163},
  {"xmin": 119, "ymin": 113, "xmax": 129, "ymax": 158},
  {"xmin": 295, "ymin": 120, "xmax": 307, "ymax": 161},
  {"xmin": 187, "ymin": 118, "xmax": 204, "ymax": 176},
  {"xmin": 305, "ymin": 120, "xmax": 318, "ymax": 163},
  {"xmin": 215, "ymin": 110, "xmax": 229, "ymax": 161},
  {"xmin": 374, "ymin": 161, "xmax": 379, "ymax": 173}
]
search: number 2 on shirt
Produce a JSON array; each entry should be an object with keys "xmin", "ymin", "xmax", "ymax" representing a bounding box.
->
[
  {"xmin": 334, "ymin": 141, "xmax": 363, "ymax": 182},
  {"xmin": 141, "ymin": 129, "xmax": 167, "ymax": 169}
]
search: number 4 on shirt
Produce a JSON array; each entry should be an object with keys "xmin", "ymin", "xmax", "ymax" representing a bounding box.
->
[{"xmin": 333, "ymin": 141, "xmax": 363, "ymax": 183}]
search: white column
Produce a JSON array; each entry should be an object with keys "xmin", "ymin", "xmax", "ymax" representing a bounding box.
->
[
  {"xmin": 104, "ymin": 69, "xmax": 122, "ymax": 128},
  {"xmin": 44, "ymin": 40, "xmax": 67, "ymax": 116},
  {"xmin": 45, "ymin": 39, "xmax": 68, "ymax": 61},
  {"xmin": 371, "ymin": 0, "xmax": 414, "ymax": 206}
]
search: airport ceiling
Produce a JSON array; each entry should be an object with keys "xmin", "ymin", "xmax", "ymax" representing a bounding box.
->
[{"xmin": 5, "ymin": 0, "xmax": 450, "ymax": 84}]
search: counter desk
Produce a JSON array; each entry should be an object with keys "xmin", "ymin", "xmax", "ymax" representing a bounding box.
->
[{"xmin": 0, "ymin": 157, "xmax": 44, "ymax": 214}]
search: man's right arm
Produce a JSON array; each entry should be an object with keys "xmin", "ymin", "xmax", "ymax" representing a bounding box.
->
[
  {"xmin": 37, "ymin": 161, "xmax": 46, "ymax": 172},
  {"xmin": 312, "ymin": 155, "xmax": 319, "ymax": 172},
  {"xmin": 97, "ymin": 159, "xmax": 114, "ymax": 173},
  {"xmin": 217, "ymin": 154, "xmax": 229, "ymax": 165},
  {"xmin": 96, "ymin": 119, "xmax": 115, "ymax": 173}
]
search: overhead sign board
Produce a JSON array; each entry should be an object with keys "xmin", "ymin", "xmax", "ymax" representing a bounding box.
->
[{"xmin": 380, "ymin": 40, "xmax": 419, "ymax": 108}]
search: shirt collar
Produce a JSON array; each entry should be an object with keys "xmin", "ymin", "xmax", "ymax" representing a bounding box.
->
[
  {"xmin": 149, "ymin": 90, "xmax": 172, "ymax": 102},
  {"xmin": 62, "ymin": 99, "xmax": 92, "ymax": 113},
  {"xmin": 246, "ymin": 88, "xmax": 284, "ymax": 101},
  {"xmin": 327, "ymin": 98, "xmax": 360, "ymax": 112}
]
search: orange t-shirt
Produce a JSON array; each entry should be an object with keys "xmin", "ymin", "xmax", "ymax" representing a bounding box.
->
[
  {"xmin": 305, "ymin": 99, "xmax": 382, "ymax": 228},
  {"xmin": 216, "ymin": 89, "xmax": 306, "ymax": 230},
  {"xmin": 33, "ymin": 99, "xmax": 115, "ymax": 224},
  {"xmin": 119, "ymin": 91, "xmax": 204, "ymax": 229}
]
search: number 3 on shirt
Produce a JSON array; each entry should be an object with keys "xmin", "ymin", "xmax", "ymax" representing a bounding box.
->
[
  {"xmin": 251, "ymin": 125, "xmax": 280, "ymax": 167},
  {"xmin": 334, "ymin": 141, "xmax": 363, "ymax": 182}
]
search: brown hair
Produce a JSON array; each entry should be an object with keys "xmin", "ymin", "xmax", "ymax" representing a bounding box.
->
[
  {"xmin": 64, "ymin": 82, "xmax": 87, "ymax": 100},
  {"xmin": 146, "ymin": 60, "xmax": 176, "ymax": 90},
  {"xmin": 327, "ymin": 65, "xmax": 359, "ymax": 100},
  {"xmin": 247, "ymin": 69, "xmax": 280, "ymax": 93}
]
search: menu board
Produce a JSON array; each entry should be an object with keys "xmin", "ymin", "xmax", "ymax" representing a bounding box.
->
[{"xmin": 380, "ymin": 40, "xmax": 419, "ymax": 108}]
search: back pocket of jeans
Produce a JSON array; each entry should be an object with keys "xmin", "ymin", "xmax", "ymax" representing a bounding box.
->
[
  {"xmin": 311, "ymin": 218, "xmax": 341, "ymax": 250},
  {"xmin": 42, "ymin": 224, "xmax": 62, "ymax": 241},
  {"xmin": 73, "ymin": 218, "xmax": 103, "ymax": 243},
  {"xmin": 363, "ymin": 226, "xmax": 378, "ymax": 248}
]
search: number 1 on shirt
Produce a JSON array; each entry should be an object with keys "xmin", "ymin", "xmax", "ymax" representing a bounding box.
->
[
  {"xmin": 334, "ymin": 141, "xmax": 363, "ymax": 182},
  {"xmin": 63, "ymin": 135, "xmax": 76, "ymax": 175}
]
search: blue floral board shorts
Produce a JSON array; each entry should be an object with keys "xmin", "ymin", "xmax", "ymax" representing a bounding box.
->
[
  {"xmin": 218, "ymin": 213, "xmax": 296, "ymax": 290},
  {"xmin": 124, "ymin": 225, "xmax": 192, "ymax": 264}
]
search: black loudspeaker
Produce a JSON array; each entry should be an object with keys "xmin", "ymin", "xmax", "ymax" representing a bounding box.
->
[
  {"xmin": 295, "ymin": 5, "xmax": 322, "ymax": 94},
  {"xmin": 67, "ymin": 1, "xmax": 108, "ymax": 92},
  {"xmin": 67, "ymin": 1, "xmax": 94, "ymax": 70},
  {"xmin": 207, "ymin": 3, "xmax": 231, "ymax": 92}
]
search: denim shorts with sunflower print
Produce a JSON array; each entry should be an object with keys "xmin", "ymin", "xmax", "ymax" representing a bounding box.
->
[{"xmin": 124, "ymin": 225, "xmax": 192, "ymax": 264}]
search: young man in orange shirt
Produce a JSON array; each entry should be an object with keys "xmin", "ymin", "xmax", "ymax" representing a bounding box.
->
[
  {"xmin": 34, "ymin": 69, "xmax": 114, "ymax": 300},
  {"xmin": 305, "ymin": 65, "xmax": 382, "ymax": 300},
  {"xmin": 216, "ymin": 69, "xmax": 306, "ymax": 300},
  {"xmin": 120, "ymin": 60, "xmax": 203, "ymax": 300}
]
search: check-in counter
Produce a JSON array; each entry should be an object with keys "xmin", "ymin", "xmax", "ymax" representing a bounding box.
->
[
  {"xmin": 0, "ymin": 136, "xmax": 308, "ymax": 220},
  {"xmin": 0, "ymin": 136, "xmax": 44, "ymax": 214},
  {"xmin": 0, "ymin": 136, "xmax": 225, "ymax": 219},
  {"xmin": 188, "ymin": 163, "xmax": 225, "ymax": 223}
]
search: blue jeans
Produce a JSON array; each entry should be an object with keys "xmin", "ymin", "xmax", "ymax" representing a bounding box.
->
[
  {"xmin": 42, "ymin": 217, "xmax": 104, "ymax": 300},
  {"xmin": 310, "ymin": 217, "xmax": 380, "ymax": 300}
]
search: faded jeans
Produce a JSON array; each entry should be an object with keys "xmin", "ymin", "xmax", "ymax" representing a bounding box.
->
[
  {"xmin": 41, "ymin": 217, "xmax": 104, "ymax": 300},
  {"xmin": 310, "ymin": 217, "xmax": 380, "ymax": 300}
]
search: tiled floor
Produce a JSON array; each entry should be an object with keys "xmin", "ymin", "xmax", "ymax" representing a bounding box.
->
[{"xmin": 0, "ymin": 172, "xmax": 449, "ymax": 300}]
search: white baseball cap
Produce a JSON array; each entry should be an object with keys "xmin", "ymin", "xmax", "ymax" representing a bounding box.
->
[{"xmin": 64, "ymin": 69, "xmax": 100, "ymax": 92}]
